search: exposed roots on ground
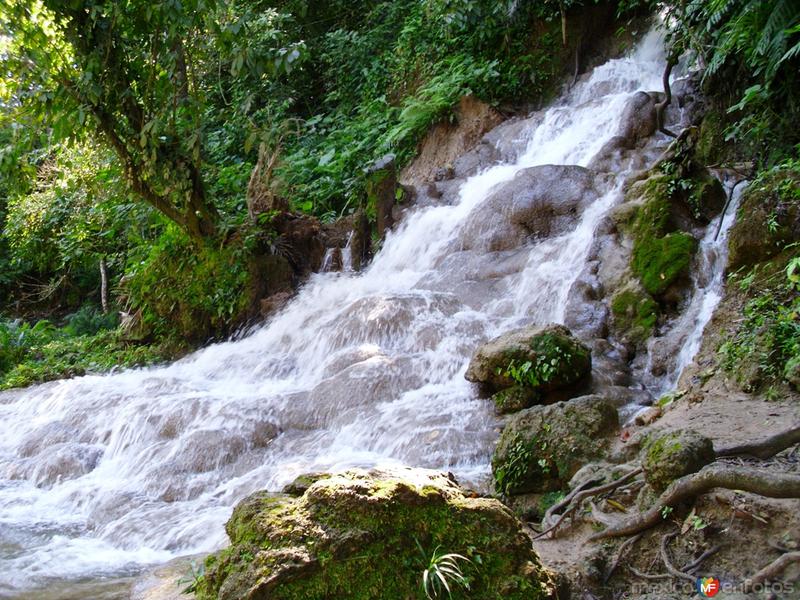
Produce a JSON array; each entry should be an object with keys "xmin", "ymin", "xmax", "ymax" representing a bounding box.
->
[
  {"xmin": 589, "ymin": 465, "xmax": 800, "ymax": 540},
  {"xmin": 743, "ymin": 551, "xmax": 800, "ymax": 592},
  {"xmin": 715, "ymin": 424, "xmax": 800, "ymax": 460},
  {"xmin": 534, "ymin": 467, "xmax": 643, "ymax": 540}
]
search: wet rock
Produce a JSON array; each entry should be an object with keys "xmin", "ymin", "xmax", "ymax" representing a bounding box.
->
[
  {"xmin": 639, "ymin": 429, "xmax": 715, "ymax": 492},
  {"xmin": 617, "ymin": 91, "xmax": 657, "ymax": 147},
  {"xmin": 31, "ymin": 442, "xmax": 104, "ymax": 488},
  {"xmin": 491, "ymin": 385, "xmax": 541, "ymax": 415},
  {"xmin": 196, "ymin": 467, "xmax": 555, "ymax": 600},
  {"xmin": 172, "ymin": 430, "xmax": 248, "ymax": 474},
  {"xmin": 458, "ymin": 165, "xmax": 598, "ymax": 251},
  {"xmin": 18, "ymin": 421, "xmax": 79, "ymax": 458},
  {"xmin": 492, "ymin": 395, "xmax": 619, "ymax": 494},
  {"xmin": 465, "ymin": 324, "xmax": 592, "ymax": 393},
  {"xmin": 609, "ymin": 281, "xmax": 659, "ymax": 347}
]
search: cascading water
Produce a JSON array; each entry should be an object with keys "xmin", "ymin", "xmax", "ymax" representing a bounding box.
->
[
  {"xmin": 1, "ymin": 29, "xmax": 681, "ymax": 596},
  {"xmin": 640, "ymin": 176, "xmax": 747, "ymax": 398}
]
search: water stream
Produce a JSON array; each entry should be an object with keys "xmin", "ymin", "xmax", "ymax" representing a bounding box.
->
[{"xmin": 0, "ymin": 28, "xmax": 729, "ymax": 596}]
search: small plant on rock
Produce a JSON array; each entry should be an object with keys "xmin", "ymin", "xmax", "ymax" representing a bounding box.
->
[{"xmin": 419, "ymin": 543, "xmax": 473, "ymax": 600}]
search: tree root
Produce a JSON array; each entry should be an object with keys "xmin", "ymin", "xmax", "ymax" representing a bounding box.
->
[
  {"xmin": 589, "ymin": 465, "xmax": 800, "ymax": 540},
  {"xmin": 682, "ymin": 545, "xmax": 721, "ymax": 574},
  {"xmin": 604, "ymin": 533, "xmax": 642, "ymax": 583},
  {"xmin": 660, "ymin": 532, "xmax": 695, "ymax": 583},
  {"xmin": 743, "ymin": 551, "xmax": 800, "ymax": 592},
  {"xmin": 715, "ymin": 424, "xmax": 800, "ymax": 460},
  {"xmin": 655, "ymin": 57, "xmax": 678, "ymax": 138},
  {"xmin": 535, "ymin": 468, "xmax": 643, "ymax": 540}
]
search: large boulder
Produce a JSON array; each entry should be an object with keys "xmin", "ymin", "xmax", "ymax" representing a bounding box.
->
[
  {"xmin": 465, "ymin": 324, "xmax": 591, "ymax": 394},
  {"xmin": 639, "ymin": 429, "xmax": 715, "ymax": 492},
  {"xmin": 492, "ymin": 395, "xmax": 619, "ymax": 495},
  {"xmin": 195, "ymin": 468, "xmax": 555, "ymax": 600},
  {"xmin": 617, "ymin": 91, "xmax": 657, "ymax": 147},
  {"xmin": 458, "ymin": 165, "xmax": 599, "ymax": 251},
  {"xmin": 728, "ymin": 168, "xmax": 800, "ymax": 270}
]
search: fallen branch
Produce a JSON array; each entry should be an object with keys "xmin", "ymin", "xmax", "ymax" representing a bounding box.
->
[
  {"xmin": 743, "ymin": 551, "xmax": 800, "ymax": 593},
  {"xmin": 660, "ymin": 532, "xmax": 695, "ymax": 583},
  {"xmin": 715, "ymin": 425, "xmax": 800, "ymax": 460},
  {"xmin": 589, "ymin": 465, "xmax": 800, "ymax": 540},
  {"xmin": 535, "ymin": 468, "xmax": 643, "ymax": 540}
]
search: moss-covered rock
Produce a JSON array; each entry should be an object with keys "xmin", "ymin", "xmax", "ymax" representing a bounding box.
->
[
  {"xmin": 492, "ymin": 395, "xmax": 619, "ymax": 495},
  {"xmin": 491, "ymin": 385, "xmax": 541, "ymax": 415},
  {"xmin": 195, "ymin": 468, "xmax": 556, "ymax": 600},
  {"xmin": 632, "ymin": 231, "xmax": 697, "ymax": 297},
  {"xmin": 281, "ymin": 472, "xmax": 331, "ymax": 496},
  {"xmin": 609, "ymin": 282, "xmax": 659, "ymax": 346},
  {"xmin": 727, "ymin": 169, "xmax": 800, "ymax": 271},
  {"xmin": 687, "ymin": 169, "xmax": 726, "ymax": 223},
  {"xmin": 465, "ymin": 324, "xmax": 591, "ymax": 393},
  {"xmin": 639, "ymin": 429, "xmax": 715, "ymax": 492}
]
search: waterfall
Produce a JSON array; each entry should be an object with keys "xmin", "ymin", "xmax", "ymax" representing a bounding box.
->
[{"xmin": 0, "ymin": 30, "xmax": 675, "ymax": 595}]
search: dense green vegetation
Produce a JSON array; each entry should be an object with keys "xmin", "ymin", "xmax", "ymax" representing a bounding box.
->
[{"xmin": 1, "ymin": 0, "xmax": 799, "ymax": 389}]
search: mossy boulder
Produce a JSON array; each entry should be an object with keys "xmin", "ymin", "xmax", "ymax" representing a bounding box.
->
[
  {"xmin": 632, "ymin": 231, "xmax": 697, "ymax": 297},
  {"xmin": 491, "ymin": 385, "xmax": 542, "ymax": 415},
  {"xmin": 639, "ymin": 429, "xmax": 715, "ymax": 492},
  {"xmin": 492, "ymin": 395, "xmax": 619, "ymax": 495},
  {"xmin": 727, "ymin": 169, "xmax": 800, "ymax": 270},
  {"xmin": 195, "ymin": 468, "xmax": 555, "ymax": 600},
  {"xmin": 465, "ymin": 324, "xmax": 591, "ymax": 393},
  {"xmin": 686, "ymin": 169, "xmax": 726, "ymax": 223},
  {"xmin": 609, "ymin": 282, "xmax": 659, "ymax": 346}
]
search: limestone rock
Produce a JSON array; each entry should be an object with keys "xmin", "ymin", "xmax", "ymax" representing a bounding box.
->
[
  {"xmin": 491, "ymin": 385, "xmax": 541, "ymax": 415},
  {"xmin": 465, "ymin": 324, "xmax": 591, "ymax": 393},
  {"xmin": 492, "ymin": 395, "xmax": 619, "ymax": 495},
  {"xmin": 639, "ymin": 429, "xmax": 715, "ymax": 492},
  {"xmin": 728, "ymin": 168, "xmax": 800, "ymax": 270},
  {"xmin": 617, "ymin": 91, "xmax": 657, "ymax": 147},
  {"xmin": 196, "ymin": 468, "xmax": 555, "ymax": 600},
  {"xmin": 458, "ymin": 165, "xmax": 599, "ymax": 251}
]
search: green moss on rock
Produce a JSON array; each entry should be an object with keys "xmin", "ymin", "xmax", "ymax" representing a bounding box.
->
[
  {"xmin": 728, "ymin": 168, "xmax": 800, "ymax": 270},
  {"xmin": 492, "ymin": 385, "xmax": 541, "ymax": 415},
  {"xmin": 610, "ymin": 284, "xmax": 659, "ymax": 345},
  {"xmin": 492, "ymin": 395, "xmax": 619, "ymax": 496},
  {"xmin": 195, "ymin": 468, "xmax": 555, "ymax": 600},
  {"xmin": 465, "ymin": 324, "xmax": 591, "ymax": 393},
  {"xmin": 640, "ymin": 429, "xmax": 715, "ymax": 492},
  {"xmin": 632, "ymin": 231, "xmax": 697, "ymax": 296}
]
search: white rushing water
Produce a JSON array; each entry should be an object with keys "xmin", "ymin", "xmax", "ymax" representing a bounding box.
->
[{"xmin": 0, "ymin": 31, "xmax": 672, "ymax": 594}]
